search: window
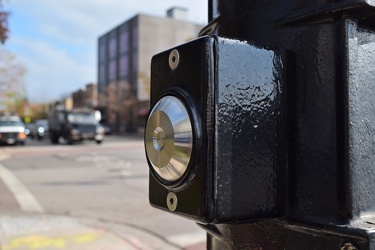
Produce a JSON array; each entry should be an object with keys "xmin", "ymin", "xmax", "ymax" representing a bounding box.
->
[
  {"xmin": 132, "ymin": 26, "xmax": 138, "ymax": 49},
  {"xmin": 119, "ymin": 56, "xmax": 129, "ymax": 78},
  {"xmin": 99, "ymin": 64, "xmax": 106, "ymax": 83},
  {"xmin": 119, "ymin": 28, "xmax": 129, "ymax": 54},
  {"xmin": 108, "ymin": 60, "xmax": 117, "ymax": 82},
  {"xmin": 99, "ymin": 41, "xmax": 106, "ymax": 63},
  {"xmin": 98, "ymin": 81, "xmax": 106, "ymax": 94},
  {"xmin": 108, "ymin": 34, "xmax": 117, "ymax": 59}
]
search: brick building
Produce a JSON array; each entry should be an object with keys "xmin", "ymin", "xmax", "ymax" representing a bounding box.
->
[{"xmin": 72, "ymin": 83, "xmax": 98, "ymax": 109}]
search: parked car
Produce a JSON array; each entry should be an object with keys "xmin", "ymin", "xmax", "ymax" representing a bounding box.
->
[
  {"xmin": 24, "ymin": 123, "xmax": 35, "ymax": 137},
  {"xmin": 31, "ymin": 119, "xmax": 49, "ymax": 140},
  {"xmin": 0, "ymin": 115, "xmax": 27, "ymax": 145},
  {"xmin": 99, "ymin": 122, "xmax": 112, "ymax": 135}
]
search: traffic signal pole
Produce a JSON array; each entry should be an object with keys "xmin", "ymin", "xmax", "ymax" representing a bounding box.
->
[{"xmin": 201, "ymin": 0, "xmax": 375, "ymax": 249}]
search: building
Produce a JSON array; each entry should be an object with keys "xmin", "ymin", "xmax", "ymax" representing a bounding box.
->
[
  {"xmin": 72, "ymin": 89, "xmax": 85, "ymax": 108},
  {"xmin": 84, "ymin": 83, "xmax": 98, "ymax": 109},
  {"xmin": 98, "ymin": 7, "xmax": 203, "ymax": 133},
  {"xmin": 72, "ymin": 83, "xmax": 98, "ymax": 109}
]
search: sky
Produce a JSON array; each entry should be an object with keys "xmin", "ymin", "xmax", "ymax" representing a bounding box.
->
[{"xmin": 2, "ymin": 0, "xmax": 208, "ymax": 103}]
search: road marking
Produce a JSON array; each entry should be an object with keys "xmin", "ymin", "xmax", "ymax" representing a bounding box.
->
[
  {"xmin": 2, "ymin": 231, "xmax": 103, "ymax": 250},
  {"xmin": 0, "ymin": 149, "xmax": 10, "ymax": 161},
  {"xmin": 0, "ymin": 163, "xmax": 44, "ymax": 213}
]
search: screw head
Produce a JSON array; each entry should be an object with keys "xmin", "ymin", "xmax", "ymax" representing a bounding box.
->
[
  {"xmin": 169, "ymin": 49, "xmax": 180, "ymax": 70},
  {"xmin": 167, "ymin": 192, "xmax": 178, "ymax": 211},
  {"xmin": 341, "ymin": 242, "xmax": 358, "ymax": 250}
]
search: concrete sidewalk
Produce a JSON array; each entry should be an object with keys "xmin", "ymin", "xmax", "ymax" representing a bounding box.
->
[
  {"xmin": 0, "ymin": 214, "xmax": 135, "ymax": 250},
  {"xmin": 0, "ymin": 213, "xmax": 206, "ymax": 250}
]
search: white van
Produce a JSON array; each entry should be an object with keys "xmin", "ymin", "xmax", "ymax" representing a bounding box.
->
[{"xmin": 0, "ymin": 115, "xmax": 27, "ymax": 145}]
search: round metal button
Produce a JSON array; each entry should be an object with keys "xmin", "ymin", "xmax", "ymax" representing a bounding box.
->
[{"xmin": 145, "ymin": 96, "xmax": 193, "ymax": 182}]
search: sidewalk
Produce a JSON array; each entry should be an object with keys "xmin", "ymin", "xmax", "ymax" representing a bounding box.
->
[
  {"xmin": 0, "ymin": 213, "xmax": 141, "ymax": 250},
  {"xmin": 0, "ymin": 148, "xmax": 206, "ymax": 250},
  {"xmin": 0, "ymin": 213, "xmax": 206, "ymax": 250}
]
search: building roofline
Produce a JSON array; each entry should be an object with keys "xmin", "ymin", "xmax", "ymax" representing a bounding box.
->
[
  {"xmin": 167, "ymin": 6, "xmax": 188, "ymax": 11},
  {"xmin": 97, "ymin": 10, "xmax": 204, "ymax": 39}
]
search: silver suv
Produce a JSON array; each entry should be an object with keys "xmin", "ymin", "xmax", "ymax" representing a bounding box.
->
[{"xmin": 0, "ymin": 115, "xmax": 27, "ymax": 145}]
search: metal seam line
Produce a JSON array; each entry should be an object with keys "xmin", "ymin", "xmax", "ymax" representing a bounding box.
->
[{"xmin": 0, "ymin": 163, "xmax": 44, "ymax": 213}]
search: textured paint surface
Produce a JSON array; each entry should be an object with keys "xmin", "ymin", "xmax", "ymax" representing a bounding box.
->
[
  {"xmin": 202, "ymin": 0, "xmax": 375, "ymax": 248},
  {"xmin": 212, "ymin": 0, "xmax": 375, "ymax": 223},
  {"xmin": 348, "ymin": 21, "xmax": 375, "ymax": 217},
  {"xmin": 214, "ymin": 37, "xmax": 285, "ymax": 221}
]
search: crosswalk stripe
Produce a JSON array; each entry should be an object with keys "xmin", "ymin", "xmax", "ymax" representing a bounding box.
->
[{"xmin": 0, "ymin": 163, "xmax": 44, "ymax": 213}]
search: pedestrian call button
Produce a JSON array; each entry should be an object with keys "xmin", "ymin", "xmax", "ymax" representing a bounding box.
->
[
  {"xmin": 145, "ymin": 95, "xmax": 193, "ymax": 183},
  {"xmin": 147, "ymin": 35, "xmax": 286, "ymax": 223}
]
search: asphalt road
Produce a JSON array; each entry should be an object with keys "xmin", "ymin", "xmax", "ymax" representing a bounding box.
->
[{"xmin": 0, "ymin": 135, "xmax": 206, "ymax": 250}]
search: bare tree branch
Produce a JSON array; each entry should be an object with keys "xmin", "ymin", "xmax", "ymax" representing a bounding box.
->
[
  {"xmin": 0, "ymin": 0, "xmax": 9, "ymax": 43},
  {"xmin": 0, "ymin": 49, "xmax": 27, "ymax": 112}
]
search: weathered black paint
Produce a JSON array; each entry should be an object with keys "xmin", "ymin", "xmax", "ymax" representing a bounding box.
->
[
  {"xmin": 203, "ymin": 220, "xmax": 374, "ymax": 249},
  {"xmin": 198, "ymin": 0, "xmax": 375, "ymax": 249},
  {"xmin": 148, "ymin": 36, "xmax": 286, "ymax": 223},
  {"xmin": 214, "ymin": 39, "xmax": 286, "ymax": 222}
]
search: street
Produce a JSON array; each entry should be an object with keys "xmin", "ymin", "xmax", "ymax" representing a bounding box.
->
[{"xmin": 0, "ymin": 135, "xmax": 206, "ymax": 250}]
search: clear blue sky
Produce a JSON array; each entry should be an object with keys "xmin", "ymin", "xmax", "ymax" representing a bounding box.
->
[{"xmin": 2, "ymin": 0, "xmax": 208, "ymax": 103}]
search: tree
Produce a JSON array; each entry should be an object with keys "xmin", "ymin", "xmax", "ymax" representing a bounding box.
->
[
  {"xmin": 0, "ymin": 0, "xmax": 9, "ymax": 43},
  {"xmin": 0, "ymin": 49, "xmax": 27, "ymax": 114},
  {"xmin": 28, "ymin": 102, "xmax": 50, "ymax": 121}
]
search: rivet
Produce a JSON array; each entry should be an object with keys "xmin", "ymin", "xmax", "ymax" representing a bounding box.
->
[
  {"xmin": 169, "ymin": 49, "xmax": 180, "ymax": 70},
  {"xmin": 167, "ymin": 192, "xmax": 178, "ymax": 211}
]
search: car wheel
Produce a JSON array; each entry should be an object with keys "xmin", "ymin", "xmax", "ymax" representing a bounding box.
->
[
  {"xmin": 50, "ymin": 133, "xmax": 58, "ymax": 144},
  {"xmin": 66, "ymin": 137, "xmax": 73, "ymax": 145}
]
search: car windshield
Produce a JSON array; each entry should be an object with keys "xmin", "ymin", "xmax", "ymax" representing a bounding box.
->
[
  {"xmin": 36, "ymin": 120, "xmax": 48, "ymax": 127},
  {"xmin": 68, "ymin": 113, "xmax": 96, "ymax": 124},
  {"xmin": 0, "ymin": 120, "xmax": 24, "ymax": 126}
]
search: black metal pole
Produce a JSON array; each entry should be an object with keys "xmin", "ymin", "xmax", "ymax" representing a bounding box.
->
[
  {"xmin": 201, "ymin": 0, "xmax": 375, "ymax": 249},
  {"xmin": 208, "ymin": 0, "xmax": 219, "ymax": 22}
]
